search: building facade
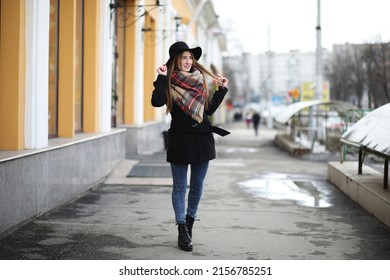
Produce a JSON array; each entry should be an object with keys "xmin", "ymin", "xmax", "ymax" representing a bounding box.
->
[
  {"xmin": 0, "ymin": 0, "xmax": 226, "ymax": 235},
  {"xmin": 224, "ymin": 49, "xmax": 329, "ymax": 109}
]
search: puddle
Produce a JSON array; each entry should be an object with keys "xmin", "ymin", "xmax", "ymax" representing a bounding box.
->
[
  {"xmin": 238, "ymin": 178, "xmax": 332, "ymax": 208},
  {"xmin": 223, "ymin": 147, "xmax": 258, "ymax": 153},
  {"xmin": 260, "ymin": 172, "xmax": 290, "ymax": 180}
]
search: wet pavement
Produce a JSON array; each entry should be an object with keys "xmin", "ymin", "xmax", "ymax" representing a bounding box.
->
[{"xmin": 1, "ymin": 122, "xmax": 390, "ymax": 260}]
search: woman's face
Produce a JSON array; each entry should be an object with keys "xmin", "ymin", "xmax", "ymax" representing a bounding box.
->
[{"xmin": 176, "ymin": 51, "xmax": 193, "ymax": 72}]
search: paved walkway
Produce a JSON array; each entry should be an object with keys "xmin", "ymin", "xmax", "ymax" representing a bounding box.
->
[{"xmin": 1, "ymin": 122, "xmax": 390, "ymax": 260}]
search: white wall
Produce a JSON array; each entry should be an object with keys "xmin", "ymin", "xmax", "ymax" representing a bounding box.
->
[{"xmin": 25, "ymin": 0, "xmax": 50, "ymax": 149}]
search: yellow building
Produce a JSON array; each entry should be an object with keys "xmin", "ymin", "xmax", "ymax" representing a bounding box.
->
[{"xmin": 0, "ymin": 0, "xmax": 226, "ymax": 235}]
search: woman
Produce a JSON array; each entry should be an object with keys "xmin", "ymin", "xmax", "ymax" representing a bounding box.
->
[{"xmin": 151, "ymin": 41, "xmax": 229, "ymax": 252}]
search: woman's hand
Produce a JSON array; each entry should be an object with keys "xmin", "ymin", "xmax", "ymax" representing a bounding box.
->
[
  {"xmin": 215, "ymin": 75, "xmax": 228, "ymax": 88},
  {"xmin": 156, "ymin": 64, "xmax": 167, "ymax": 75}
]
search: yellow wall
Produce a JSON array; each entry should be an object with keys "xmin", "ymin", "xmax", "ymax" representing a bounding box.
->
[
  {"xmin": 0, "ymin": 0, "xmax": 25, "ymax": 150},
  {"xmin": 58, "ymin": 0, "xmax": 76, "ymax": 138},
  {"xmin": 171, "ymin": 0, "xmax": 192, "ymax": 25},
  {"xmin": 120, "ymin": 0, "xmax": 192, "ymax": 125},
  {"xmin": 0, "ymin": 0, "xmax": 198, "ymax": 151},
  {"xmin": 123, "ymin": 0, "xmax": 136, "ymax": 125},
  {"xmin": 83, "ymin": 0, "xmax": 100, "ymax": 132}
]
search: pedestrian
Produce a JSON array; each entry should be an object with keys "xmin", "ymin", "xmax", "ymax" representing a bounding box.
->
[
  {"xmin": 252, "ymin": 111, "xmax": 261, "ymax": 136},
  {"xmin": 245, "ymin": 111, "xmax": 252, "ymax": 128},
  {"xmin": 151, "ymin": 41, "xmax": 230, "ymax": 252}
]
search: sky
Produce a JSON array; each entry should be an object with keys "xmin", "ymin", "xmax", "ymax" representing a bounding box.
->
[{"xmin": 212, "ymin": 0, "xmax": 390, "ymax": 55}]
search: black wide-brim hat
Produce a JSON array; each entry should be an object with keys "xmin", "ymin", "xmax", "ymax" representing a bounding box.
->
[{"xmin": 166, "ymin": 41, "xmax": 202, "ymax": 65}]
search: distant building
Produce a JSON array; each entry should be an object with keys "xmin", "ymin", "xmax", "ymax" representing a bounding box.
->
[{"xmin": 224, "ymin": 49, "xmax": 330, "ymax": 107}]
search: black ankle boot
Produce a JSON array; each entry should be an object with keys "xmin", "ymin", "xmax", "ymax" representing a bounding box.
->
[
  {"xmin": 178, "ymin": 224, "xmax": 193, "ymax": 252},
  {"xmin": 186, "ymin": 214, "xmax": 195, "ymax": 238}
]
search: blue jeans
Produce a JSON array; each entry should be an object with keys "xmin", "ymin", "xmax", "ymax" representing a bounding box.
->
[{"xmin": 170, "ymin": 161, "xmax": 209, "ymax": 224}]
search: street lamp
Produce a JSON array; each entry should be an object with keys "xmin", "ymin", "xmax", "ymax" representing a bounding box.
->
[
  {"xmin": 316, "ymin": 0, "xmax": 322, "ymax": 100},
  {"xmin": 174, "ymin": 16, "xmax": 182, "ymax": 41}
]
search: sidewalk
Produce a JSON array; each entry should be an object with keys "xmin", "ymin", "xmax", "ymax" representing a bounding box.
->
[{"xmin": 1, "ymin": 122, "xmax": 390, "ymax": 260}]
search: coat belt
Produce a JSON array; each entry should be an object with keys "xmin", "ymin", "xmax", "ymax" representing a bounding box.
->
[{"xmin": 171, "ymin": 123, "xmax": 230, "ymax": 137}]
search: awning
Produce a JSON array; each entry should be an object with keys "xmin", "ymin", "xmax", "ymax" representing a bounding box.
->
[
  {"xmin": 274, "ymin": 100, "xmax": 359, "ymax": 125},
  {"xmin": 342, "ymin": 103, "xmax": 390, "ymax": 156}
]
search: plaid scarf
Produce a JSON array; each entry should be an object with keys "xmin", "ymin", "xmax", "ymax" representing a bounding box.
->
[{"xmin": 171, "ymin": 69, "xmax": 206, "ymax": 123}]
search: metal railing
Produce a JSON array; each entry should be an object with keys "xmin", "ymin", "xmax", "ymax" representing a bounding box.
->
[{"xmin": 341, "ymin": 109, "xmax": 372, "ymax": 161}]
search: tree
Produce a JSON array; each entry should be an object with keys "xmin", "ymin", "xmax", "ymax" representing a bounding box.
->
[
  {"xmin": 326, "ymin": 45, "xmax": 355, "ymax": 103},
  {"xmin": 363, "ymin": 42, "xmax": 390, "ymax": 108},
  {"xmin": 349, "ymin": 46, "xmax": 366, "ymax": 108},
  {"xmin": 326, "ymin": 41, "xmax": 390, "ymax": 109},
  {"xmin": 362, "ymin": 44, "xmax": 379, "ymax": 108}
]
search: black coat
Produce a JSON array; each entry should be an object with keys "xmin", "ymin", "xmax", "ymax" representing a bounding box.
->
[{"xmin": 151, "ymin": 74, "xmax": 228, "ymax": 164}]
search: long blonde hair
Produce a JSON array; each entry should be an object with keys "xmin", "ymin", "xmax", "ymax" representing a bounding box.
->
[{"xmin": 165, "ymin": 51, "xmax": 218, "ymax": 113}]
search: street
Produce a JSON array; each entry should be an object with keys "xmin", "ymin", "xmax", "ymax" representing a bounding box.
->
[{"xmin": 1, "ymin": 122, "xmax": 390, "ymax": 260}]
